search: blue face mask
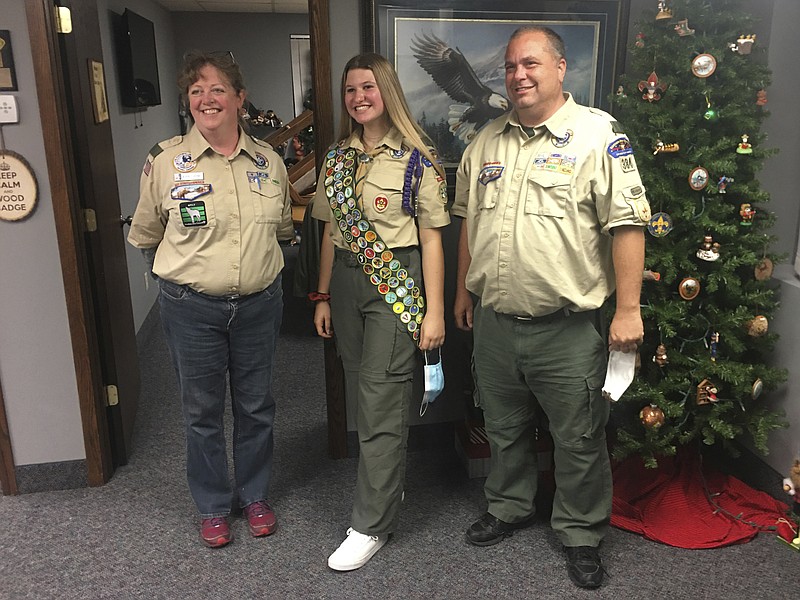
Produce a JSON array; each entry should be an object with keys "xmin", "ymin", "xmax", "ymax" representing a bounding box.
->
[{"xmin": 421, "ymin": 349, "xmax": 444, "ymax": 416}]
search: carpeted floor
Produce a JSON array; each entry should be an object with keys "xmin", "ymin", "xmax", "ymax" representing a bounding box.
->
[{"xmin": 1, "ymin": 296, "xmax": 797, "ymax": 599}]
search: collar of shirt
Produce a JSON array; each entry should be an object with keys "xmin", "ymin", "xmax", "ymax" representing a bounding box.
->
[
  {"xmin": 502, "ymin": 92, "xmax": 578, "ymax": 139},
  {"xmin": 183, "ymin": 124, "xmax": 262, "ymax": 162},
  {"xmin": 346, "ymin": 126, "xmax": 405, "ymax": 153}
]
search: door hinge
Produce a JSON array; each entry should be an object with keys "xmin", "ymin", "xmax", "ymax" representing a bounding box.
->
[
  {"xmin": 55, "ymin": 6, "xmax": 73, "ymax": 34},
  {"xmin": 104, "ymin": 385, "xmax": 119, "ymax": 407},
  {"xmin": 84, "ymin": 208, "xmax": 97, "ymax": 232}
]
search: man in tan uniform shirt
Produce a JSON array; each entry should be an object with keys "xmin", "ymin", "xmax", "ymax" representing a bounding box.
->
[{"xmin": 452, "ymin": 27, "xmax": 649, "ymax": 588}]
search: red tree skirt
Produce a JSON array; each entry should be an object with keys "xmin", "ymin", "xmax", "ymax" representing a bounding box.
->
[{"xmin": 611, "ymin": 447, "xmax": 788, "ymax": 548}]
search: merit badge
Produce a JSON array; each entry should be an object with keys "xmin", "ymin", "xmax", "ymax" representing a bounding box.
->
[
  {"xmin": 374, "ymin": 196, "xmax": 388, "ymax": 212},
  {"xmin": 171, "ymin": 183, "xmax": 211, "ymax": 201},
  {"xmin": 607, "ymin": 137, "xmax": 634, "ymax": 158},
  {"xmin": 253, "ymin": 152, "xmax": 269, "ymax": 169},
  {"xmin": 478, "ymin": 164, "xmax": 504, "ymax": 185},
  {"xmin": 173, "ymin": 152, "xmax": 196, "ymax": 172},
  {"xmin": 551, "ymin": 130, "xmax": 573, "ymax": 148},
  {"xmin": 179, "ymin": 201, "xmax": 208, "ymax": 227},
  {"xmin": 648, "ymin": 212, "xmax": 673, "ymax": 237}
]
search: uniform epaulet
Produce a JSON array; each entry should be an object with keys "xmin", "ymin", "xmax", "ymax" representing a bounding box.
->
[
  {"xmin": 251, "ymin": 136, "xmax": 274, "ymax": 151},
  {"xmin": 610, "ymin": 121, "xmax": 626, "ymax": 134},
  {"xmin": 149, "ymin": 135, "xmax": 183, "ymax": 160}
]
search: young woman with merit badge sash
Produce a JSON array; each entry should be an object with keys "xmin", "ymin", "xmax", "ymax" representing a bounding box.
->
[{"xmin": 311, "ymin": 53, "xmax": 450, "ymax": 571}]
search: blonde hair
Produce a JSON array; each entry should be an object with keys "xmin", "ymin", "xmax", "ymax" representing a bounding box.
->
[{"xmin": 337, "ymin": 53, "xmax": 445, "ymax": 179}]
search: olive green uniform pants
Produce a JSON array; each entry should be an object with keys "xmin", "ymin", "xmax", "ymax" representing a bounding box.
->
[
  {"xmin": 330, "ymin": 248, "xmax": 420, "ymax": 535},
  {"xmin": 472, "ymin": 302, "xmax": 611, "ymax": 547}
]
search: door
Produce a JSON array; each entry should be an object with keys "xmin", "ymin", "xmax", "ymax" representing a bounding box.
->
[
  {"xmin": 29, "ymin": 0, "xmax": 140, "ymax": 469},
  {"xmin": 55, "ymin": 0, "xmax": 140, "ymax": 467}
]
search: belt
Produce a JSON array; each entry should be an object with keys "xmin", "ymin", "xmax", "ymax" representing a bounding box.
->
[
  {"xmin": 507, "ymin": 307, "xmax": 572, "ymax": 324},
  {"xmin": 334, "ymin": 245, "xmax": 418, "ymax": 268}
]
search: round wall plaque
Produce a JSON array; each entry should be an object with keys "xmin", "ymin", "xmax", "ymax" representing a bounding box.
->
[{"xmin": 0, "ymin": 150, "xmax": 38, "ymax": 222}]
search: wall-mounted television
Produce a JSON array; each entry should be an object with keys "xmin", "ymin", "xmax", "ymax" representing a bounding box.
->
[{"xmin": 114, "ymin": 9, "xmax": 161, "ymax": 108}]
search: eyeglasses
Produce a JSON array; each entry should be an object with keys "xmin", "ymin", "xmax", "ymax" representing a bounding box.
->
[{"xmin": 182, "ymin": 50, "xmax": 236, "ymax": 65}]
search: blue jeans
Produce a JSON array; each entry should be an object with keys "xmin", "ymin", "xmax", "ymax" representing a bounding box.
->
[{"xmin": 158, "ymin": 276, "xmax": 283, "ymax": 517}]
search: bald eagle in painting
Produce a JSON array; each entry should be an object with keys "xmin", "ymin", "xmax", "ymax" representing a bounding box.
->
[{"xmin": 410, "ymin": 33, "xmax": 509, "ymax": 143}]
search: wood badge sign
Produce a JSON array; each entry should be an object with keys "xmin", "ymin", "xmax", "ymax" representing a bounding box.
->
[{"xmin": 0, "ymin": 150, "xmax": 38, "ymax": 222}]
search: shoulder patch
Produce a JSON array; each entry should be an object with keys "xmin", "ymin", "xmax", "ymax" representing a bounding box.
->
[{"xmin": 150, "ymin": 135, "xmax": 183, "ymax": 159}]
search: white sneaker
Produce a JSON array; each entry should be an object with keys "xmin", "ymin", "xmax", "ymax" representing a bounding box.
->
[{"xmin": 327, "ymin": 528, "xmax": 387, "ymax": 571}]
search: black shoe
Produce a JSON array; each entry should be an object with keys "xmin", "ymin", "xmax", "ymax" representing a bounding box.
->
[
  {"xmin": 564, "ymin": 545, "xmax": 604, "ymax": 589},
  {"xmin": 465, "ymin": 512, "xmax": 535, "ymax": 547}
]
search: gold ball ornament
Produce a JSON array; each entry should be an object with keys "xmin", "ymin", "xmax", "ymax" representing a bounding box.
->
[
  {"xmin": 640, "ymin": 405, "xmax": 665, "ymax": 429},
  {"xmin": 746, "ymin": 315, "xmax": 769, "ymax": 337}
]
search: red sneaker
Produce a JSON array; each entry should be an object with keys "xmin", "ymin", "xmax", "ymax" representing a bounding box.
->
[
  {"xmin": 244, "ymin": 500, "xmax": 277, "ymax": 537},
  {"xmin": 200, "ymin": 516, "xmax": 232, "ymax": 548}
]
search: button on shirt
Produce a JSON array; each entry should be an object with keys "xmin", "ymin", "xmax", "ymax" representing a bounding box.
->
[
  {"xmin": 128, "ymin": 126, "xmax": 294, "ymax": 296},
  {"xmin": 311, "ymin": 128, "xmax": 450, "ymax": 249},
  {"xmin": 451, "ymin": 94, "xmax": 651, "ymax": 317}
]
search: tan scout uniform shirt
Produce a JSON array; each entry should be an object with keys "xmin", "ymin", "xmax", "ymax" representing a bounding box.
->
[
  {"xmin": 452, "ymin": 94, "xmax": 650, "ymax": 317},
  {"xmin": 311, "ymin": 128, "xmax": 450, "ymax": 249},
  {"xmin": 128, "ymin": 125, "xmax": 293, "ymax": 296}
]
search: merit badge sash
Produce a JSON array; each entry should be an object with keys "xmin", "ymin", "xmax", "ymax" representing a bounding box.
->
[{"xmin": 324, "ymin": 146, "xmax": 425, "ymax": 344}]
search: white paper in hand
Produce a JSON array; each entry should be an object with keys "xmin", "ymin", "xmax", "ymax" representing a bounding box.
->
[{"xmin": 602, "ymin": 350, "xmax": 636, "ymax": 401}]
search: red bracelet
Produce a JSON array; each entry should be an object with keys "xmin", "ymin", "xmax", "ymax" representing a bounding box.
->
[{"xmin": 308, "ymin": 292, "xmax": 331, "ymax": 302}]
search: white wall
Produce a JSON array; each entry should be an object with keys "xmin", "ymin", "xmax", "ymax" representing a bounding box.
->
[
  {"xmin": 99, "ymin": 0, "xmax": 181, "ymax": 332},
  {"xmin": 761, "ymin": 0, "xmax": 800, "ymax": 475},
  {"xmin": 0, "ymin": 2, "xmax": 84, "ymax": 465}
]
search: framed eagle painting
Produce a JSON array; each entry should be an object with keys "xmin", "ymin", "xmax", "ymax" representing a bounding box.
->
[{"xmin": 363, "ymin": 0, "xmax": 629, "ymax": 168}]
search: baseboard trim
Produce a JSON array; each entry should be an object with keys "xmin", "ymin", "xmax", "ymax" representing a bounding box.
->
[{"xmin": 15, "ymin": 459, "xmax": 88, "ymax": 494}]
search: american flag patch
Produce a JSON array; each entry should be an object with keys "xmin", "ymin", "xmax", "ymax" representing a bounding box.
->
[{"xmin": 143, "ymin": 159, "xmax": 152, "ymax": 177}]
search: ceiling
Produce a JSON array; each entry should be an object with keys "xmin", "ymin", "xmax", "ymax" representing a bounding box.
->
[{"xmin": 152, "ymin": 0, "xmax": 308, "ymax": 12}]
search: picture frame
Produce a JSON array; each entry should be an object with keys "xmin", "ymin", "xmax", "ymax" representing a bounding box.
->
[
  {"xmin": 88, "ymin": 59, "xmax": 110, "ymax": 124},
  {"xmin": 362, "ymin": 0, "xmax": 629, "ymax": 167}
]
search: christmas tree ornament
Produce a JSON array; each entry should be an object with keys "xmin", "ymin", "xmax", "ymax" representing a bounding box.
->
[
  {"xmin": 751, "ymin": 378, "xmax": 764, "ymax": 400},
  {"xmin": 640, "ymin": 405, "xmax": 665, "ymax": 428},
  {"xmin": 635, "ymin": 32, "xmax": 646, "ymax": 48},
  {"xmin": 739, "ymin": 203, "xmax": 756, "ymax": 225},
  {"xmin": 647, "ymin": 212, "xmax": 674, "ymax": 237},
  {"xmin": 653, "ymin": 138, "xmax": 679, "ymax": 154},
  {"xmin": 728, "ymin": 34, "xmax": 756, "ymax": 55},
  {"xmin": 746, "ymin": 315, "xmax": 769, "ymax": 337},
  {"xmin": 643, "ymin": 269, "xmax": 661, "ymax": 281},
  {"xmin": 616, "ymin": 85, "xmax": 627, "ymax": 98},
  {"xmin": 709, "ymin": 331, "xmax": 720, "ymax": 361},
  {"xmin": 674, "ymin": 19, "xmax": 695, "ymax": 36},
  {"xmin": 679, "ymin": 277, "xmax": 701, "ymax": 300},
  {"xmin": 655, "ymin": 1, "xmax": 672, "ymax": 20},
  {"xmin": 638, "ymin": 72, "xmax": 668, "ymax": 102},
  {"xmin": 696, "ymin": 235, "xmax": 720, "ymax": 261},
  {"xmin": 691, "ymin": 53, "xmax": 717, "ymax": 78},
  {"xmin": 737, "ymin": 134, "xmax": 753, "ymax": 154},
  {"xmin": 696, "ymin": 379, "xmax": 719, "ymax": 404},
  {"xmin": 688, "ymin": 166, "xmax": 710, "ymax": 191},
  {"xmin": 754, "ymin": 257, "xmax": 774, "ymax": 281},
  {"xmin": 717, "ymin": 175, "xmax": 733, "ymax": 193},
  {"xmin": 653, "ymin": 344, "xmax": 669, "ymax": 366},
  {"xmin": 756, "ymin": 89, "xmax": 768, "ymax": 105},
  {"xmin": 703, "ymin": 94, "xmax": 719, "ymax": 120}
]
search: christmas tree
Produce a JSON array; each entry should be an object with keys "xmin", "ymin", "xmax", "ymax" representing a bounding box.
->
[{"xmin": 610, "ymin": 0, "xmax": 787, "ymax": 467}]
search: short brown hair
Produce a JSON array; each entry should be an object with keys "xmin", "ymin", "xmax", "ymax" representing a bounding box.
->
[{"xmin": 178, "ymin": 50, "xmax": 246, "ymax": 101}]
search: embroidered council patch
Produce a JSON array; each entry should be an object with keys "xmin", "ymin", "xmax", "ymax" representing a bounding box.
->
[
  {"xmin": 253, "ymin": 152, "xmax": 269, "ymax": 169},
  {"xmin": 478, "ymin": 164, "xmax": 504, "ymax": 185},
  {"xmin": 179, "ymin": 201, "xmax": 208, "ymax": 227},
  {"xmin": 551, "ymin": 129, "xmax": 573, "ymax": 148},
  {"xmin": 173, "ymin": 152, "xmax": 196, "ymax": 172},
  {"xmin": 607, "ymin": 137, "xmax": 634, "ymax": 158},
  {"xmin": 171, "ymin": 183, "xmax": 211, "ymax": 201}
]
